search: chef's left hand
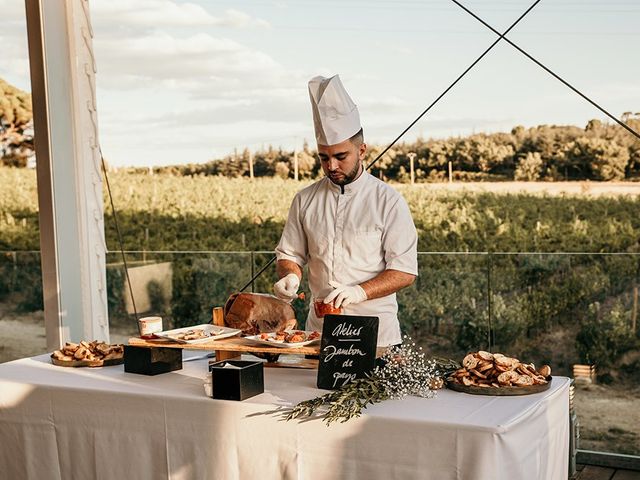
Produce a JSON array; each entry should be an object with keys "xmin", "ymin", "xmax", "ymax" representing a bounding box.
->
[{"xmin": 324, "ymin": 281, "xmax": 367, "ymax": 308}]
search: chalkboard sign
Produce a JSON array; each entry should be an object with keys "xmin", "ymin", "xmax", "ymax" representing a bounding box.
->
[{"xmin": 317, "ymin": 314, "xmax": 379, "ymax": 390}]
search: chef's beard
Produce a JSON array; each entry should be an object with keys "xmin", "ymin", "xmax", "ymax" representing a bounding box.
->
[{"xmin": 329, "ymin": 161, "xmax": 363, "ymax": 186}]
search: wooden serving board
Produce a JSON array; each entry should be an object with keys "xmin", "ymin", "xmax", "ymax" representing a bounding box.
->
[
  {"xmin": 128, "ymin": 336, "xmax": 322, "ymax": 356},
  {"xmin": 130, "ymin": 309, "xmax": 386, "ymax": 368},
  {"xmin": 446, "ymin": 376, "xmax": 552, "ymax": 396}
]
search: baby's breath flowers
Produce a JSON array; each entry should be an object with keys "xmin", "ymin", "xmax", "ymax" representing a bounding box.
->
[
  {"xmin": 286, "ymin": 336, "xmax": 450, "ymax": 425},
  {"xmin": 375, "ymin": 339, "xmax": 439, "ymax": 400}
]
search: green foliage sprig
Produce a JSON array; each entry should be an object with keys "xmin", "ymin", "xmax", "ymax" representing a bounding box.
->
[
  {"xmin": 286, "ymin": 375, "xmax": 387, "ymax": 425},
  {"xmin": 286, "ymin": 337, "xmax": 447, "ymax": 425}
]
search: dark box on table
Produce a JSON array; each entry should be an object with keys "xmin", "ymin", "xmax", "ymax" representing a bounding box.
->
[
  {"xmin": 124, "ymin": 345, "xmax": 183, "ymax": 375},
  {"xmin": 209, "ymin": 359, "xmax": 264, "ymax": 401}
]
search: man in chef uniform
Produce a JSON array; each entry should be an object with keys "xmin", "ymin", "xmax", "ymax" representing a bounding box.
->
[{"xmin": 273, "ymin": 75, "xmax": 418, "ymax": 347}]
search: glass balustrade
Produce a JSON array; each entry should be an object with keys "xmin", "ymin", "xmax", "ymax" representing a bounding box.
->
[{"xmin": 1, "ymin": 249, "xmax": 638, "ymax": 457}]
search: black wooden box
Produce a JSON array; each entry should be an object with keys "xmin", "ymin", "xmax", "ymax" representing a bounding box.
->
[
  {"xmin": 124, "ymin": 345, "xmax": 183, "ymax": 375},
  {"xmin": 209, "ymin": 359, "xmax": 264, "ymax": 401}
]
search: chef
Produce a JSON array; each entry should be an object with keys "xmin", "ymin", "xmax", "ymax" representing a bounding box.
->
[{"xmin": 273, "ymin": 75, "xmax": 418, "ymax": 346}]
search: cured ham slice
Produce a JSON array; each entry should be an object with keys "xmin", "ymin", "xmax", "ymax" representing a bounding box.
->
[{"xmin": 224, "ymin": 293, "xmax": 297, "ymax": 335}]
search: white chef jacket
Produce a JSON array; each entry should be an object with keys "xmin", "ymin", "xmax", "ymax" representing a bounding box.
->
[{"xmin": 275, "ymin": 170, "xmax": 418, "ymax": 346}]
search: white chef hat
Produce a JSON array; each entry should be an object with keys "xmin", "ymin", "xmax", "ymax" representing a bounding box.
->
[{"xmin": 308, "ymin": 75, "xmax": 361, "ymax": 146}]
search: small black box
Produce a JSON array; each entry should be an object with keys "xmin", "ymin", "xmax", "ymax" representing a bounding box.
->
[
  {"xmin": 124, "ymin": 345, "xmax": 183, "ymax": 375},
  {"xmin": 209, "ymin": 359, "xmax": 264, "ymax": 401}
]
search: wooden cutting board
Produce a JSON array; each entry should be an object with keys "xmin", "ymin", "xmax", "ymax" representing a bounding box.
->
[
  {"xmin": 127, "ymin": 335, "xmax": 321, "ymax": 355},
  {"xmin": 128, "ymin": 308, "xmax": 385, "ymax": 364}
]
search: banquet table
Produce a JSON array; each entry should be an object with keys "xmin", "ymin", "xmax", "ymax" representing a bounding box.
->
[{"xmin": 0, "ymin": 352, "xmax": 569, "ymax": 480}]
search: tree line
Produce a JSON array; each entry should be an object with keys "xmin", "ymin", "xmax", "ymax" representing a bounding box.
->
[{"xmin": 152, "ymin": 116, "xmax": 640, "ymax": 181}]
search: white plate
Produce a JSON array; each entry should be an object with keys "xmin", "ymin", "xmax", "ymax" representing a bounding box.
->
[
  {"xmin": 244, "ymin": 330, "xmax": 321, "ymax": 349},
  {"xmin": 154, "ymin": 324, "xmax": 241, "ymax": 344}
]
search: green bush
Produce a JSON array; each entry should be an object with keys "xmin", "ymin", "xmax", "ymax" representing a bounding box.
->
[
  {"xmin": 0, "ymin": 253, "xmax": 43, "ymax": 311},
  {"xmin": 106, "ymin": 264, "xmax": 127, "ymax": 321},
  {"xmin": 576, "ymin": 301, "xmax": 637, "ymax": 369},
  {"xmin": 147, "ymin": 280, "xmax": 166, "ymax": 313}
]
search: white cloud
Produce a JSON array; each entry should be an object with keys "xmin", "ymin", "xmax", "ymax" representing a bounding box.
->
[
  {"xmin": 99, "ymin": 116, "xmax": 310, "ymax": 166},
  {"xmin": 96, "ymin": 32, "xmax": 279, "ymax": 82},
  {"xmin": 90, "ymin": 1, "xmax": 290, "ymax": 95},
  {"xmin": 0, "ymin": 34, "xmax": 30, "ymax": 85},
  {"xmin": 136, "ymin": 95, "xmax": 308, "ymax": 128},
  {"xmin": 221, "ymin": 9, "xmax": 270, "ymax": 29},
  {"xmin": 0, "ymin": 0, "xmax": 25, "ymax": 20},
  {"xmin": 91, "ymin": 0, "xmax": 279, "ymax": 93},
  {"xmin": 359, "ymin": 96, "xmax": 412, "ymax": 109},
  {"xmin": 88, "ymin": 0, "xmax": 315, "ymax": 167},
  {"xmin": 587, "ymin": 83, "xmax": 640, "ymax": 104},
  {"xmin": 0, "ymin": 1, "xmax": 30, "ymax": 89},
  {"xmin": 91, "ymin": 0, "xmax": 270, "ymax": 28}
]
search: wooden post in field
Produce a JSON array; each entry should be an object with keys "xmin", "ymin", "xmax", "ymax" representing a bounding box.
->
[
  {"xmin": 632, "ymin": 286, "xmax": 638, "ymax": 334},
  {"xmin": 293, "ymin": 148, "xmax": 299, "ymax": 181},
  {"xmin": 143, "ymin": 228, "xmax": 149, "ymax": 263},
  {"xmin": 407, "ymin": 152, "xmax": 416, "ymax": 185},
  {"xmin": 448, "ymin": 161, "xmax": 453, "ymax": 183},
  {"xmin": 249, "ymin": 150, "xmax": 254, "ymax": 180}
]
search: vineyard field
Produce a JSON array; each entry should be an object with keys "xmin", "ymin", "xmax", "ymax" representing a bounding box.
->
[{"xmin": 1, "ymin": 168, "xmax": 640, "ymax": 253}]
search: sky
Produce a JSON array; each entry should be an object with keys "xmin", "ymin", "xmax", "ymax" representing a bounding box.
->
[{"xmin": 1, "ymin": 0, "xmax": 640, "ymax": 167}]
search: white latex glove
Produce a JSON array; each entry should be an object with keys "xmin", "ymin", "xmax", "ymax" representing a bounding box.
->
[
  {"xmin": 324, "ymin": 280, "xmax": 367, "ymax": 308},
  {"xmin": 273, "ymin": 273, "xmax": 300, "ymax": 301}
]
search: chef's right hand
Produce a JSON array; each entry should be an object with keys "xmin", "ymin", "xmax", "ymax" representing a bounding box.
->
[{"xmin": 274, "ymin": 273, "xmax": 300, "ymax": 301}]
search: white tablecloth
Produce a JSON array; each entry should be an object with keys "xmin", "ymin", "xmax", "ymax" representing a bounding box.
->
[{"xmin": 0, "ymin": 353, "xmax": 569, "ymax": 480}]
